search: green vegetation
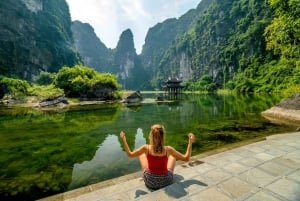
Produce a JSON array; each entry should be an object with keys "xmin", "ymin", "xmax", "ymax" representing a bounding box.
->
[
  {"xmin": 185, "ymin": 75, "xmax": 217, "ymax": 92},
  {"xmin": 36, "ymin": 72, "xmax": 56, "ymax": 85},
  {"xmin": 144, "ymin": 0, "xmax": 299, "ymax": 93},
  {"xmin": 230, "ymin": 0, "xmax": 300, "ymax": 93},
  {"xmin": 0, "ymin": 76, "xmax": 62, "ymax": 101},
  {"xmin": 0, "ymin": 104, "xmax": 120, "ymax": 200},
  {"xmin": 54, "ymin": 65, "xmax": 121, "ymax": 99},
  {"xmin": 0, "ymin": 76, "xmax": 30, "ymax": 99},
  {"xmin": 0, "ymin": 65, "xmax": 121, "ymax": 101},
  {"xmin": 28, "ymin": 84, "xmax": 64, "ymax": 99},
  {"xmin": 0, "ymin": 0, "xmax": 81, "ymax": 80}
]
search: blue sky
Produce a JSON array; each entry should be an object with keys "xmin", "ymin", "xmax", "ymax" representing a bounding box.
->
[{"xmin": 66, "ymin": 0, "xmax": 200, "ymax": 53}]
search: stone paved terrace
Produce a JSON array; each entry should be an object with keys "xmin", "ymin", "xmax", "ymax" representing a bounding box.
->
[{"xmin": 40, "ymin": 132, "xmax": 300, "ymax": 201}]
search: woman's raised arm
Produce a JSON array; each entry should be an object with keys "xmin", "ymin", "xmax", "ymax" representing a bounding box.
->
[
  {"xmin": 168, "ymin": 133, "xmax": 195, "ymax": 162},
  {"xmin": 120, "ymin": 131, "xmax": 147, "ymax": 158}
]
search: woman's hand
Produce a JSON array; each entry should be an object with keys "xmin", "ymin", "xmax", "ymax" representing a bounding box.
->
[
  {"xmin": 188, "ymin": 133, "xmax": 195, "ymax": 144},
  {"xmin": 120, "ymin": 131, "xmax": 126, "ymax": 140}
]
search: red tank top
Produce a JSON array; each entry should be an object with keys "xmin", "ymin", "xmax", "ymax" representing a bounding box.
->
[{"xmin": 147, "ymin": 146, "xmax": 168, "ymax": 175}]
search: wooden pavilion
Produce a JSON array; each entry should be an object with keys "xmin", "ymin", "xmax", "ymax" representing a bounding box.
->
[{"xmin": 162, "ymin": 77, "xmax": 184, "ymax": 94}]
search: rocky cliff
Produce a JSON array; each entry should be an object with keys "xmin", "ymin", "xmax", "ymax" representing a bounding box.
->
[
  {"xmin": 0, "ymin": 0, "xmax": 81, "ymax": 81},
  {"xmin": 2, "ymin": 0, "xmax": 293, "ymax": 92},
  {"xmin": 149, "ymin": 0, "xmax": 274, "ymax": 89},
  {"xmin": 140, "ymin": 0, "xmax": 213, "ymax": 87},
  {"xmin": 72, "ymin": 26, "xmax": 147, "ymax": 90},
  {"xmin": 113, "ymin": 29, "xmax": 147, "ymax": 89},
  {"xmin": 71, "ymin": 21, "xmax": 112, "ymax": 72}
]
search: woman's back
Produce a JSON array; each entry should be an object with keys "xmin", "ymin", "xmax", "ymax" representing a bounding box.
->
[{"xmin": 147, "ymin": 145, "xmax": 168, "ymax": 174}]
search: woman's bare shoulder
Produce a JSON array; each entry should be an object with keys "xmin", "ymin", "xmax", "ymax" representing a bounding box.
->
[
  {"xmin": 141, "ymin": 144, "xmax": 149, "ymax": 151},
  {"xmin": 166, "ymin": 146, "xmax": 176, "ymax": 152}
]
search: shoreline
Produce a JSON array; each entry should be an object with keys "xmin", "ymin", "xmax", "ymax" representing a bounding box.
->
[
  {"xmin": 262, "ymin": 106, "xmax": 300, "ymax": 126},
  {"xmin": 42, "ymin": 94, "xmax": 299, "ymax": 200},
  {"xmin": 261, "ymin": 93, "xmax": 300, "ymax": 126},
  {"xmin": 39, "ymin": 131, "xmax": 300, "ymax": 201},
  {"xmin": 39, "ymin": 136, "xmax": 267, "ymax": 201}
]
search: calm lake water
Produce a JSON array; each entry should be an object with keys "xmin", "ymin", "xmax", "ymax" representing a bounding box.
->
[{"xmin": 0, "ymin": 92, "xmax": 296, "ymax": 200}]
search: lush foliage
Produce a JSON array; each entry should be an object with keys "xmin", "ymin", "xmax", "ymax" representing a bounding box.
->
[
  {"xmin": 36, "ymin": 71, "xmax": 56, "ymax": 85},
  {"xmin": 140, "ymin": 0, "xmax": 213, "ymax": 90},
  {"xmin": 0, "ymin": 76, "xmax": 64, "ymax": 100},
  {"xmin": 264, "ymin": 0, "xmax": 300, "ymax": 59},
  {"xmin": 186, "ymin": 75, "xmax": 217, "ymax": 92},
  {"xmin": 0, "ymin": 0, "xmax": 81, "ymax": 80},
  {"xmin": 0, "ymin": 76, "xmax": 30, "ymax": 98},
  {"xmin": 28, "ymin": 84, "xmax": 64, "ymax": 99},
  {"xmin": 139, "ymin": 0, "xmax": 299, "ymax": 93},
  {"xmin": 1, "ymin": 0, "xmax": 298, "ymax": 93},
  {"xmin": 54, "ymin": 65, "xmax": 120, "ymax": 98},
  {"xmin": 230, "ymin": 0, "xmax": 300, "ymax": 93}
]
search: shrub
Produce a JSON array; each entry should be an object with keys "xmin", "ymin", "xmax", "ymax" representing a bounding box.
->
[
  {"xmin": 0, "ymin": 76, "xmax": 30, "ymax": 98},
  {"xmin": 28, "ymin": 84, "xmax": 64, "ymax": 99},
  {"xmin": 36, "ymin": 72, "xmax": 56, "ymax": 85},
  {"xmin": 54, "ymin": 65, "xmax": 120, "ymax": 99}
]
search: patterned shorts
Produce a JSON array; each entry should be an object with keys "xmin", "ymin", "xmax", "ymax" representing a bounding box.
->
[{"xmin": 143, "ymin": 169, "xmax": 173, "ymax": 190}]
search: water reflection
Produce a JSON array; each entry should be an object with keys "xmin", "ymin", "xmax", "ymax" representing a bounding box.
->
[
  {"xmin": 0, "ymin": 93, "xmax": 296, "ymax": 200},
  {"xmin": 68, "ymin": 128, "xmax": 146, "ymax": 189}
]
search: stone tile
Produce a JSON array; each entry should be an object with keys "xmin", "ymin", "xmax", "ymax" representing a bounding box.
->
[
  {"xmin": 127, "ymin": 187, "xmax": 151, "ymax": 200},
  {"xmin": 218, "ymin": 177, "xmax": 257, "ymax": 199},
  {"xmin": 135, "ymin": 196, "xmax": 155, "ymax": 201},
  {"xmin": 179, "ymin": 175, "xmax": 208, "ymax": 195},
  {"xmin": 102, "ymin": 192, "xmax": 130, "ymax": 201},
  {"xmin": 70, "ymin": 190, "xmax": 103, "ymax": 201},
  {"xmin": 232, "ymin": 148, "xmax": 256, "ymax": 158},
  {"xmin": 266, "ymin": 178, "xmax": 300, "ymax": 201},
  {"xmin": 190, "ymin": 187, "xmax": 233, "ymax": 201},
  {"xmin": 193, "ymin": 163, "xmax": 216, "ymax": 174},
  {"xmin": 123, "ymin": 177, "xmax": 145, "ymax": 189},
  {"xmin": 204, "ymin": 157, "xmax": 232, "ymax": 167},
  {"xmin": 89, "ymin": 182, "xmax": 127, "ymax": 197},
  {"xmin": 287, "ymin": 169, "xmax": 300, "ymax": 184},
  {"xmin": 159, "ymin": 182, "xmax": 189, "ymax": 200},
  {"xmin": 288, "ymin": 141, "xmax": 300, "ymax": 149},
  {"xmin": 239, "ymin": 168, "xmax": 277, "ymax": 187},
  {"xmin": 221, "ymin": 152, "xmax": 244, "ymax": 162},
  {"xmin": 253, "ymin": 153, "xmax": 275, "ymax": 162},
  {"xmin": 239, "ymin": 157, "xmax": 263, "ymax": 167},
  {"xmin": 60, "ymin": 186, "xmax": 91, "ymax": 200},
  {"xmin": 258, "ymin": 161, "xmax": 291, "ymax": 176},
  {"xmin": 221, "ymin": 162, "xmax": 250, "ymax": 175},
  {"xmin": 272, "ymin": 156, "xmax": 300, "ymax": 169},
  {"xmin": 89, "ymin": 180, "xmax": 114, "ymax": 191},
  {"xmin": 40, "ymin": 132, "xmax": 300, "ymax": 201},
  {"xmin": 244, "ymin": 144, "xmax": 266, "ymax": 153},
  {"xmin": 276, "ymin": 145, "xmax": 298, "ymax": 153},
  {"xmin": 244, "ymin": 191, "xmax": 282, "ymax": 201},
  {"xmin": 265, "ymin": 148, "xmax": 286, "ymax": 157},
  {"xmin": 176, "ymin": 166, "xmax": 202, "ymax": 179},
  {"xmin": 286, "ymin": 150, "xmax": 300, "ymax": 160},
  {"xmin": 260, "ymin": 144, "xmax": 273, "ymax": 151},
  {"xmin": 202, "ymin": 168, "xmax": 232, "ymax": 185},
  {"xmin": 142, "ymin": 186, "xmax": 187, "ymax": 201}
]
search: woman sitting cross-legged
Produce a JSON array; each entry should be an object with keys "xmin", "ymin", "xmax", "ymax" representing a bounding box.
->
[{"xmin": 119, "ymin": 124, "xmax": 195, "ymax": 190}]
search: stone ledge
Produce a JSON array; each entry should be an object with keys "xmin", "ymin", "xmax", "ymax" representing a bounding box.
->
[{"xmin": 261, "ymin": 106, "xmax": 300, "ymax": 125}]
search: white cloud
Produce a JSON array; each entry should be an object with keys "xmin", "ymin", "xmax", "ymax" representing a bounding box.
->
[{"xmin": 66, "ymin": 0, "xmax": 200, "ymax": 53}]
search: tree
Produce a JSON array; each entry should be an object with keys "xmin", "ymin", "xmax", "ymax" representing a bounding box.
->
[
  {"xmin": 54, "ymin": 65, "xmax": 120, "ymax": 99},
  {"xmin": 264, "ymin": 0, "xmax": 300, "ymax": 59}
]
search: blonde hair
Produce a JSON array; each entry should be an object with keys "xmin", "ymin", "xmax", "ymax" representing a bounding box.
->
[{"xmin": 149, "ymin": 124, "xmax": 165, "ymax": 154}]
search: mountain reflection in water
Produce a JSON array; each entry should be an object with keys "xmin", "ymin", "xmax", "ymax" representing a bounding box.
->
[{"xmin": 68, "ymin": 128, "xmax": 146, "ymax": 189}]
